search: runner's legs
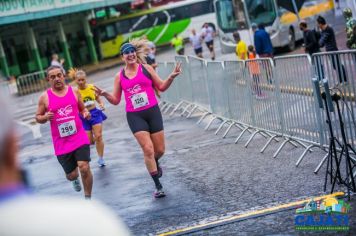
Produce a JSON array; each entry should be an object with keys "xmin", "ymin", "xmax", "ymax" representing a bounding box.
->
[
  {"xmin": 77, "ymin": 160, "xmax": 93, "ymax": 198},
  {"xmin": 92, "ymin": 124, "xmax": 104, "ymax": 158}
]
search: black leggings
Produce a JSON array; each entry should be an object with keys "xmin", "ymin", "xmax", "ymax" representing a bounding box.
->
[{"xmin": 126, "ymin": 105, "xmax": 164, "ymax": 134}]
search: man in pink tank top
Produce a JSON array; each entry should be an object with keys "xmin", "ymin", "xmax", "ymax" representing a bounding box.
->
[{"xmin": 35, "ymin": 65, "xmax": 93, "ymax": 199}]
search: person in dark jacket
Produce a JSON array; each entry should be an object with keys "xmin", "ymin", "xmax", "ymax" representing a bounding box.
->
[
  {"xmin": 299, "ymin": 21, "xmax": 320, "ymax": 55},
  {"xmin": 252, "ymin": 23, "xmax": 273, "ymax": 58},
  {"xmin": 317, "ymin": 15, "xmax": 347, "ymax": 83}
]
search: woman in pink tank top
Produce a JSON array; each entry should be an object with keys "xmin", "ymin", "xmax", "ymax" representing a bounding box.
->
[{"xmin": 94, "ymin": 39, "xmax": 182, "ymax": 198}]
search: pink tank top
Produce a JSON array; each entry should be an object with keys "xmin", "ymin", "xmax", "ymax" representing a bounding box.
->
[
  {"xmin": 47, "ymin": 86, "xmax": 89, "ymax": 156},
  {"xmin": 120, "ymin": 64, "xmax": 158, "ymax": 112}
]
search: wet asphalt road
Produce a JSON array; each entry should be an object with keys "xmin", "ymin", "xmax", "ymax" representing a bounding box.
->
[{"xmin": 14, "ymin": 84, "xmax": 356, "ymax": 235}]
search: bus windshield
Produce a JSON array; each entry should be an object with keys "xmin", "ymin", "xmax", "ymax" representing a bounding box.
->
[
  {"xmin": 215, "ymin": 0, "xmax": 248, "ymax": 33},
  {"xmin": 245, "ymin": 0, "xmax": 276, "ymax": 26}
]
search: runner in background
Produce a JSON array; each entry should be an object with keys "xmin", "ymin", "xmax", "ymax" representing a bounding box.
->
[
  {"xmin": 189, "ymin": 29, "xmax": 203, "ymax": 58},
  {"xmin": 201, "ymin": 23, "xmax": 216, "ymax": 60},
  {"xmin": 69, "ymin": 68, "xmax": 107, "ymax": 167},
  {"xmin": 171, "ymin": 34, "xmax": 185, "ymax": 55}
]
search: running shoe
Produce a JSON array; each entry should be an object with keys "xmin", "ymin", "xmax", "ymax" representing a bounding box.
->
[
  {"xmin": 154, "ymin": 189, "xmax": 166, "ymax": 198},
  {"xmin": 98, "ymin": 158, "xmax": 106, "ymax": 167},
  {"xmin": 72, "ymin": 179, "xmax": 82, "ymax": 192}
]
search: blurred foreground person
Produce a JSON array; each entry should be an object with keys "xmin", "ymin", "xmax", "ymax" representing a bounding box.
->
[{"xmin": 0, "ymin": 94, "xmax": 131, "ymax": 236}]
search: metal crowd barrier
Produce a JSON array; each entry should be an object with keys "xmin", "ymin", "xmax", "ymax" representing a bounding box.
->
[
  {"xmin": 313, "ymin": 50, "xmax": 356, "ymax": 149},
  {"xmin": 16, "ymin": 71, "xmax": 47, "ymax": 96},
  {"xmin": 157, "ymin": 50, "xmax": 356, "ymax": 171}
]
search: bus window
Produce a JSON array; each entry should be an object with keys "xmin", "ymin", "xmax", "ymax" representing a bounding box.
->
[
  {"xmin": 116, "ymin": 19, "xmax": 132, "ymax": 34},
  {"xmin": 215, "ymin": 0, "xmax": 238, "ymax": 32},
  {"xmin": 100, "ymin": 24, "xmax": 117, "ymax": 41},
  {"xmin": 245, "ymin": 0, "xmax": 276, "ymax": 26}
]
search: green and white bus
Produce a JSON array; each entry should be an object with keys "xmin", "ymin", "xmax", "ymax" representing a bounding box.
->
[
  {"xmin": 214, "ymin": 0, "xmax": 335, "ymax": 53},
  {"xmin": 92, "ymin": 0, "xmax": 216, "ymax": 59}
]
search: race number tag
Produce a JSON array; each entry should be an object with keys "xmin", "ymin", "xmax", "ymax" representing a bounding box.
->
[
  {"xmin": 58, "ymin": 120, "xmax": 77, "ymax": 138},
  {"xmin": 131, "ymin": 92, "xmax": 149, "ymax": 109}
]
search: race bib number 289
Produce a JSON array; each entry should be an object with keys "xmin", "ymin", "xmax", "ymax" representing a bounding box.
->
[{"xmin": 58, "ymin": 120, "xmax": 77, "ymax": 138}]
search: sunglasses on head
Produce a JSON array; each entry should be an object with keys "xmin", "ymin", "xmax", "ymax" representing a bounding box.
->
[
  {"xmin": 49, "ymin": 73, "xmax": 64, "ymax": 80},
  {"xmin": 123, "ymin": 49, "xmax": 136, "ymax": 55}
]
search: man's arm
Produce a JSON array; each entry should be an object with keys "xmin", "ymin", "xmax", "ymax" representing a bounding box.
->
[
  {"xmin": 35, "ymin": 93, "xmax": 51, "ymax": 124},
  {"xmin": 319, "ymin": 30, "xmax": 328, "ymax": 48}
]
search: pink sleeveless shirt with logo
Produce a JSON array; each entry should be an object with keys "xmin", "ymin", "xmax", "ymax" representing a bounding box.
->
[
  {"xmin": 47, "ymin": 86, "xmax": 89, "ymax": 156},
  {"xmin": 120, "ymin": 64, "xmax": 158, "ymax": 112}
]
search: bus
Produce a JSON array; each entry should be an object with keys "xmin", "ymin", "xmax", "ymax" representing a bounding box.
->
[
  {"xmin": 214, "ymin": 0, "xmax": 335, "ymax": 54},
  {"xmin": 92, "ymin": 0, "xmax": 216, "ymax": 59}
]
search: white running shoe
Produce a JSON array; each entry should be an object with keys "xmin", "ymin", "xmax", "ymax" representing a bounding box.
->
[
  {"xmin": 72, "ymin": 179, "xmax": 82, "ymax": 192},
  {"xmin": 98, "ymin": 158, "xmax": 106, "ymax": 167}
]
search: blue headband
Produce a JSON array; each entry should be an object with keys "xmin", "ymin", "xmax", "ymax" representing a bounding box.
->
[{"xmin": 120, "ymin": 43, "xmax": 136, "ymax": 54}]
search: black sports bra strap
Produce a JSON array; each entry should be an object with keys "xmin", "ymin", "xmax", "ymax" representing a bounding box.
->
[{"xmin": 141, "ymin": 64, "xmax": 153, "ymax": 80}]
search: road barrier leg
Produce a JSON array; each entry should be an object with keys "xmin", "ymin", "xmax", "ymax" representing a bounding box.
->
[
  {"xmin": 235, "ymin": 127, "xmax": 251, "ymax": 144},
  {"xmin": 170, "ymin": 101, "xmax": 185, "ymax": 116},
  {"xmin": 296, "ymin": 144, "xmax": 316, "ymax": 167},
  {"xmin": 215, "ymin": 119, "xmax": 230, "ymax": 135},
  {"xmin": 163, "ymin": 103, "xmax": 174, "ymax": 114},
  {"xmin": 273, "ymin": 138, "xmax": 293, "ymax": 158},
  {"xmin": 205, "ymin": 116, "xmax": 222, "ymax": 131},
  {"xmin": 260, "ymin": 135, "xmax": 280, "ymax": 153},
  {"xmin": 314, "ymin": 152, "xmax": 329, "ymax": 174},
  {"xmin": 180, "ymin": 103, "xmax": 193, "ymax": 117},
  {"xmin": 187, "ymin": 105, "xmax": 198, "ymax": 118},
  {"xmin": 245, "ymin": 130, "xmax": 263, "ymax": 148},
  {"xmin": 197, "ymin": 112, "xmax": 210, "ymax": 124}
]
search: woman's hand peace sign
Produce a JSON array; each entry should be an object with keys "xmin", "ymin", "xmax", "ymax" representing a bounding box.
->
[{"xmin": 169, "ymin": 62, "xmax": 182, "ymax": 80}]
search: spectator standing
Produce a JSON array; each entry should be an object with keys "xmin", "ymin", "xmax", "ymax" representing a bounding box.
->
[
  {"xmin": 317, "ymin": 15, "xmax": 347, "ymax": 83},
  {"xmin": 189, "ymin": 29, "xmax": 203, "ymax": 58},
  {"xmin": 252, "ymin": 23, "xmax": 273, "ymax": 58},
  {"xmin": 233, "ymin": 31, "xmax": 248, "ymax": 60},
  {"xmin": 299, "ymin": 21, "xmax": 321, "ymax": 55}
]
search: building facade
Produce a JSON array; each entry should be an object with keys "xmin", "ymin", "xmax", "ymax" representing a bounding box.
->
[{"xmin": 0, "ymin": 0, "xmax": 130, "ymax": 77}]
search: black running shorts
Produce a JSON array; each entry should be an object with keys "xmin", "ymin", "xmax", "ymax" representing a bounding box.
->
[
  {"xmin": 126, "ymin": 105, "xmax": 164, "ymax": 134},
  {"xmin": 206, "ymin": 40, "xmax": 214, "ymax": 51},
  {"xmin": 194, "ymin": 47, "xmax": 203, "ymax": 55},
  {"xmin": 57, "ymin": 144, "xmax": 91, "ymax": 174}
]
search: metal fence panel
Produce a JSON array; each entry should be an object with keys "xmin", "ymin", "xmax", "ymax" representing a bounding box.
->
[
  {"xmin": 157, "ymin": 62, "xmax": 177, "ymax": 104},
  {"xmin": 274, "ymin": 54, "xmax": 325, "ymax": 145},
  {"xmin": 188, "ymin": 56, "xmax": 211, "ymax": 111},
  {"xmin": 313, "ymin": 50, "xmax": 356, "ymax": 148},
  {"xmin": 206, "ymin": 61, "xmax": 230, "ymax": 117},
  {"xmin": 16, "ymin": 71, "xmax": 47, "ymax": 95},
  {"xmin": 175, "ymin": 56, "xmax": 193, "ymax": 102},
  {"xmin": 245, "ymin": 58, "xmax": 283, "ymax": 133},
  {"xmin": 224, "ymin": 60, "xmax": 254, "ymax": 125}
]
